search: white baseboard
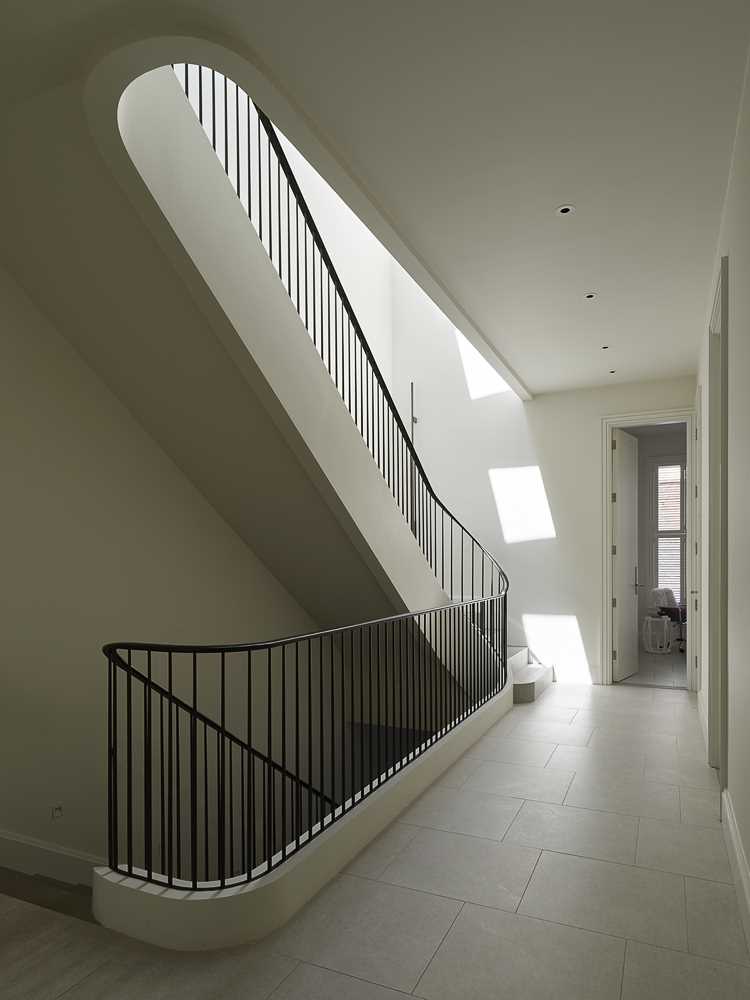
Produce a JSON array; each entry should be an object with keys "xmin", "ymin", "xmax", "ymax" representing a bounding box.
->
[
  {"xmin": 721, "ymin": 789, "xmax": 750, "ymax": 953},
  {"xmin": 0, "ymin": 826, "xmax": 104, "ymax": 886}
]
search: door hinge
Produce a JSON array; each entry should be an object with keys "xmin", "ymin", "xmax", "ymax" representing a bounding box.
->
[
  {"xmin": 695, "ymin": 485, "xmax": 698, "ymax": 498},
  {"xmin": 611, "ymin": 544, "xmax": 617, "ymax": 555},
  {"xmin": 695, "ymin": 542, "xmax": 698, "ymax": 555},
  {"xmin": 695, "ymin": 599, "xmax": 698, "ymax": 611},
  {"xmin": 612, "ymin": 492, "xmax": 617, "ymax": 503},
  {"xmin": 612, "ymin": 597, "xmax": 617, "ymax": 608},
  {"xmin": 612, "ymin": 650, "xmax": 617, "ymax": 661},
  {"xmin": 611, "ymin": 438, "xmax": 617, "ymax": 450}
]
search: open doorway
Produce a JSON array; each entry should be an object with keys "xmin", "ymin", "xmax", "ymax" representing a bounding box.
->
[{"xmin": 602, "ymin": 410, "xmax": 696, "ymax": 689}]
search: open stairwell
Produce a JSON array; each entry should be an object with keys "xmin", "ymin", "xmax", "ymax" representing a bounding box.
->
[{"xmin": 92, "ymin": 62, "xmax": 512, "ymax": 949}]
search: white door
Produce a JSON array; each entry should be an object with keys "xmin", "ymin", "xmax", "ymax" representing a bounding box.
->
[{"xmin": 612, "ymin": 429, "xmax": 639, "ymax": 681}]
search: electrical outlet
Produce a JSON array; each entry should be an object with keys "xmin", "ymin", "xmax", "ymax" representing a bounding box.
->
[{"xmin": 51, "ymin": 805, "xmax": 63, "ymax": 821}]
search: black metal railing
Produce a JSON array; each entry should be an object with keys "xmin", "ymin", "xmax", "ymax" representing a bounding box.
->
[
  {"xmin": 102, "ymin": 64, "xmax": 510, "ymax": 891},
  {"xmin": 105, "ymin": 595, "xmax": 505, "ymax": 889},
  {"xmin": 172, "ymin": 64, "xmax": 508, "ymax": 604}
]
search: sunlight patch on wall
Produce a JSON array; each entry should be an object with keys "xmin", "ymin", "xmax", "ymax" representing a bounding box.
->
[
  {"xmin": 489, "ymin": 466, "xmax": 556, "ymax": 543},
  {"xmin": 522, "ymin": 614, "xmax": 591, "ymax": 685},
  {"xmin": 455, "ymin": 330, "xmax": 510, "ymax": 400}
]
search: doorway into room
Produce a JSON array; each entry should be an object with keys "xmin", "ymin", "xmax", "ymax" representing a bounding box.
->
[{"xmin": 602, "ymin": 411, "xmax": 696, "ymax": 689}]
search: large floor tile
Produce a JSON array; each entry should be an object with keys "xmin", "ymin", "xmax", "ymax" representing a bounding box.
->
[
  {"xmin": 433, "ymin": 753, "xmax": 483, "ymax": 789},
  {"xmin": 504, "ymin": 800, "xmax": 638, "ymax": 864},
  {"xmin": 465, "ymin": 760, "xmax": 574, "ymax": 803},
  {"xmin": 414, "ymin": 904, "xmax": 625, "ymax": 1000},
  {"xmin": 468, "ymin": 734, "xmax": 556, "ymax": 766},
  {"xmin": 272, "ymin": 963, "xmax": 405, "ymax": 999},
  {"xmin": 346, "ymin": 823, "xmax": 420, "ymax": 878},
  {"xmin": 576, "ymin": 709, "xmax": 684, "ymax": 735},
  {"xmin": 481, "ymin": 713, "xmax": 520, "ymax": 740},
  {"xmin": 636, "ymin": 818, "xmax": 732, "ymax": 882},
  {"xmin": 510, "ymin": 703, "xmax": 579, "ymax": 723},
  {"xmin": 510, "ymin": 720, "xmax": 594, "ymax": 746},
  {"xmin": 677, "ymin": 734, "xmax": 708, "ymax": 760},
  {"xmin": 518, "ymin": 851, "xmax": 687, "ymax": 950},
  {"xmin": 60, "ymin": 946, "xmax": 297, "ymax": 1000},
  {"xmin": 686, "ymin": 877, "xmax": 750, "ymax": 966},
  {"xmin": 379, "ymin": 827, "xmax": 539, "ymax": 910},
  {"xmin": 268, "ymin": 875, "xmax": 460, "ymax": 992},
  {"xmin": 545, "ymin": 744, "xmax": 646, "ymax": 779},
  {"xmin": 588, "ymin": 728, "xmax": 677, "ymax": 755},
  {"xmin": 399, "ymin": 785, "xmax": 522, "ymax": 840},
  {"xmin": 645, "ymin": 756, "xmax": 719, "ymax": 790},
  {"xmin": 0, "ymin": 905, "xmax": 120, "ymax": 1000},
  {"xmin": 621, "ymin": 940, "xmax": 750, "ymax": 1000},
  {"xmin": 680, "ymin": 786, "xmax": 721, "ymax": 828},
  {"xmin": 564, "ymin": 772, "xmax": 680, "ymax": 821}
]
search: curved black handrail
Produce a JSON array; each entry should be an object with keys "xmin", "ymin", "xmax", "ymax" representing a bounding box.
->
[
  {"xmin": 106, "ymin": 592, "xmax": 506, "ymax": 889},
  {"xmin": 103, "ymin": 65, "xmax": 511, "ymax": 893},
  {"xmin": 172, "ymin": 63, "xmax": 508, "ymax": 605},
  {"xmin": 257, "ymin": 104, "xmax": 508, "ymax": 598}
]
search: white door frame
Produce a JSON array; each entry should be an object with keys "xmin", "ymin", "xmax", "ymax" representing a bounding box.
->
[
  {"xmin": 601, "ymin": 407, "xmax": 696, "ymax": 687},
  {"xmin": 706, "ymin": 256, "xmax": 728, "ymax": 783}
]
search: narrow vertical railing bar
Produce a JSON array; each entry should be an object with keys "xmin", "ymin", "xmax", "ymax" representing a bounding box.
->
[
  {"xmin": 281, "ymin": 645, "xmax": 287, "ymax": 859},
  {"xmin": 109, "ymin": 657, "xmax": 118, "ymax": 871},
  {"xmin": 126, "ymin": 651, "xmax": 132, "ymax": 874},
  {"xmin": 145, "ymin": 651, "xmax": 152, "ymax": 879},
  {"xmin": 167, "ymin": 652, "xmax": 173, "ymax": 885},
  {"xmin": 191, "ymin": 653, "xmax": 198, "ymax": 889}
]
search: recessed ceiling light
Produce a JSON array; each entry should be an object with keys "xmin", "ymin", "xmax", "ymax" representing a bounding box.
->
[
  {"xmin": 585, "ymin": 292, "xmax": 596, "ymax": 300},
  {"xmin": 556, "ymin": 204, "xmax": 575, "ymax": 216}
]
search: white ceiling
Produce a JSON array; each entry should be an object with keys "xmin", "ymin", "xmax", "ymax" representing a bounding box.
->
[{"xmin": 3, "ymin": 1, "xmax": 750, "ymax": 395}]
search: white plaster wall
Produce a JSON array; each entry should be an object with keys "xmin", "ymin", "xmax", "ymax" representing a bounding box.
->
[
  {"xmin": 390, "ymin": 266, "xmax": 695, "ymax": 683},
  {"xmin": 699, "ymin": 42, "xmax": 750, "ymax": 914},
  {"xmin": 0, "ymin": 263, "xmax": 316, "ymax": 867}
]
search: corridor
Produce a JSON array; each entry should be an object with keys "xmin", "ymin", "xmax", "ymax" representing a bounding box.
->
[{"xmin": 2, "ymin": 683, "xmax": 748, "ymax": 999}]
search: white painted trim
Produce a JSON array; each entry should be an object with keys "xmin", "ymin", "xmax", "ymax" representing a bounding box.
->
[
  {"xmin": 601, "ymin": 408, "xmax": 695, "ymax": 687},
  {"xmin": 721, "ymin": 789, "xmax": 750, "ymax": 953},
  {"xmin": 0, "ymin": 827, "xmax": 104, "ymax": 886},
  {"xmin": 94, "ymin": 683, "xmax": 513, "ymax": 950}
]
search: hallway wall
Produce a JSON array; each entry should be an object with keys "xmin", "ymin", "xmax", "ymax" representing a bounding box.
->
[
  {"xmin": 390, "ymin": 265, "xmax": 695, "ymax": 684},
  {"xmin": 699, "ymin": 39, "xmax": 750, "ymax": 935},
  {"xmin": 0, "ymin": 263, "xmax": 316, "ymax": 870}
]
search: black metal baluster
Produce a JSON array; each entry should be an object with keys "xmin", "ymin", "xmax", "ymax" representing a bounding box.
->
[
  {"xmin": 191, "ymin": 653, "xmax": 198, "ymax": 888},
  {"xmin": 160, "ymin": 691, "xmax": 165, "ymax": 875},
  {"xmin": 359, "ymin": 627, "xmax": 364, "ymax": 795},
  {"xmin": 167, "ymin": 652, "xmax": 173, "ymax": 884},
  {"xmin": 145, "ymin": 651, "xmax": 152, "ymax": 879},
  {"xmin": 203, "ymin": 723, "xmax": 209, "ymax": 881},
  {"xmin": 126, "ymin": 651, "xmax": 132, "ymax": 874},
  {"xmin": 281, "ymin": 645, "xmax": 287, "ymax": 859},
  {"xmin": 307, "ymin": 638, "xmax": 312, "ymax": 842},
  {"xmin": 110, "ymin": 658, "xmax": 118, "ymax": 871}
]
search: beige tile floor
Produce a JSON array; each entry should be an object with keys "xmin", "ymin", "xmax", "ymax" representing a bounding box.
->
[
  {"xmin": 620, "ymin": 650, "xmax": 688, "ymax": 688},
  {"xmin": 3, "ymin": 683, "xmax": 750, "ymax": 999}
]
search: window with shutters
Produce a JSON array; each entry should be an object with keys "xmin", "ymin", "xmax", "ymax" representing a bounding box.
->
[{"xmin": 653, "ymin": 462, "xmax": 686, "ymax": 603}]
